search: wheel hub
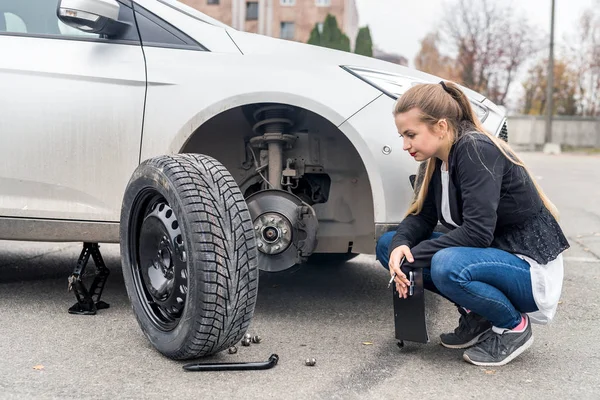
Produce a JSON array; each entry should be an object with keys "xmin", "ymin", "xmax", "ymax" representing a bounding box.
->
[
  {"xmin": 145, "ymin": 237, "xmax": 175, "ymax": 299},
  {"xmin": 254, "ymin": 212, "xmax": 292, "ymax": 255}
]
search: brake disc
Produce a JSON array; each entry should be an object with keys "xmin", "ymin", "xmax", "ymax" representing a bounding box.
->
[{"xmin": 246, "ymin": 190, "xmax": 310, "ymax": 272}]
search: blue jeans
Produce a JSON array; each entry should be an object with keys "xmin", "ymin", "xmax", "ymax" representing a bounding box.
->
[{"xmin": 376, "ymin": 232, "xmax": 538, "ymax": 329}]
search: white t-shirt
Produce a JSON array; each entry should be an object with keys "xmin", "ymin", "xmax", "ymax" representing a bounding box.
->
[
  {"xmin": 439, "ymin": 163, "xmax": 563, "ymax": 324},
  {"xmin": 441, "ymin": 163, "xmax": 459, "ymax": 228},
  {"xmin": 517, "ymin": 254, "xmax": 563, "ymax": 324}
]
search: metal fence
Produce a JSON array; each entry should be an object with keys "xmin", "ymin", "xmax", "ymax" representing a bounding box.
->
[{"xmin": 506, "ymin": 116, "xmax": 600, "ymax": 149}]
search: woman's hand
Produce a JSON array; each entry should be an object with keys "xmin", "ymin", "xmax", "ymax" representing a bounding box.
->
[{"xmin": 389, "ymin": 245, "xmax": 414, "ymax": 299}]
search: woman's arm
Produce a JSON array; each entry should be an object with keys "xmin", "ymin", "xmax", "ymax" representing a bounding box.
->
[
  {"xmin": 388, "ymin": 176, "xmax": 438, "ymax": 256},
  {"xmin": 404, "ymin": 137, "xmax": 506, "ymax": 268}
]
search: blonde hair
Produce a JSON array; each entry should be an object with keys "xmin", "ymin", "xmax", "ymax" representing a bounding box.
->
[{"xmin": 394, "ymin": 81, "xmax": 559, "ymax": 219}]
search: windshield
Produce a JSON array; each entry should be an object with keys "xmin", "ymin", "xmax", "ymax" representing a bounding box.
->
[{"xmin": 156, "ymin": 0, "xmax": 232, "ymax": 29}]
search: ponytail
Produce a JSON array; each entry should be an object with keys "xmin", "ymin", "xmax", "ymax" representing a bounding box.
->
[{"xmin": 438, "ymin": 81, "xmax": 488, "ymax": 135}]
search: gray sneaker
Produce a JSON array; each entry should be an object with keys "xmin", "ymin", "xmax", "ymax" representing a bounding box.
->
[
  {"xmin": 440, "ymin": 308, "xmax": 492, "ymax": 349},
  {"xmin": 463, "ymin": 316, "xmax": 534, "ymax": 367}
]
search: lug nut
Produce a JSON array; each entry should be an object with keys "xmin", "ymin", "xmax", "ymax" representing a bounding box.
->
[
  {"xmin": 251, "ymin": 335, "xmax": 261, "ymax": 344},
  {"xmin": 305, "ymin": 358, "xmax": 316, "ymax": 367},
  {"xmin": 241, "ymin": 338, "xmax": 251, "ymax": 347},
  {"xmin": 228, "ymin": 346, "xmax": 238, "ymax": 354},
  {"xmin": 244, "ymin": 333, "xmax": 251, "ymax": 340}
]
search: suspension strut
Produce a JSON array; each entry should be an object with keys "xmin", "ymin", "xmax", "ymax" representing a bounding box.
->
[{"xmin": 249, "ymin": 105, "xmax": 297, "ymax": 189}]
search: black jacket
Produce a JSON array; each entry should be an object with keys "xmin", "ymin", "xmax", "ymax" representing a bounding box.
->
[{"xmin": 389, "ymin": 132, "xmax": 569, "ymax": 268}]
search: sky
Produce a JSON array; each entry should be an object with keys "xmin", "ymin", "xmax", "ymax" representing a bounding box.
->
[{"xmin": 354, "ymin": 0, "xmax": 597, "ymax": 68}]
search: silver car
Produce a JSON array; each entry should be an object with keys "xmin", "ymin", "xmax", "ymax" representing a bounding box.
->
[{"xmin": 0, "ymin": 0, "xmax": 507, "ymax": 359}]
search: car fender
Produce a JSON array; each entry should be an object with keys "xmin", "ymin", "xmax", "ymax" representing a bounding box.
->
[
  {"xmin": 147, "ymin": 90, "xmax": 391, "ymax": 234},
  {"xmin": 163, "ymin": 91, "xmax": 380, "ymax": 156},
  {"xmin": 139, "ymin": 48, "xmax": 383, "ymax": 161}
]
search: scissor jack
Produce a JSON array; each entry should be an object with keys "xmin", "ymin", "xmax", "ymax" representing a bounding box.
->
[{"xmin": 67, "ymin": 242, "xmax": 110, "ymax": 315}]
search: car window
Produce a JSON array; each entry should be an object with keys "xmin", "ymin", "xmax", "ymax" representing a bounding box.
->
[
  {"xmin": 3, "ymin": 12, "xmax": 26, "ymax": 33},
  {"xmin": 133, "ymin": 6, "xmax": 204, "ymax": 49},
  {"xmin": 0, "ymin": 0, "xmax": 99, "ymax": 37}
]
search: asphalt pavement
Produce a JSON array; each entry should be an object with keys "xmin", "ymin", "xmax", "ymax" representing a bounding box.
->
[{"xmin": 1, "ymin": 152, "xmax": 599, "ymax": 399}]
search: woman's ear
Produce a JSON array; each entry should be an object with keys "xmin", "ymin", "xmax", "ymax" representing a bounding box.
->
[{"xmin": 436, "ymin": 119, "xmax": 449, "ymax": 137}]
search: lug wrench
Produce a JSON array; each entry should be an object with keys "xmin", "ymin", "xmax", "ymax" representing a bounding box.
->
[{"xmin": 182, "ymin": 354, "xmax": 279, "ymax": 372}]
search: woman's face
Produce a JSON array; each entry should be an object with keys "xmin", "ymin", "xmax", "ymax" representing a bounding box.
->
[{"xmin": 395, "ymin": 108, "xmax": 446, "ymax": 162}]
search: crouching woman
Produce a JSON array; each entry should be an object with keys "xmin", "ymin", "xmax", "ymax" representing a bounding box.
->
[{"xmin": 376, "ymin": 81, "xmax": 569, "ymax": 366}]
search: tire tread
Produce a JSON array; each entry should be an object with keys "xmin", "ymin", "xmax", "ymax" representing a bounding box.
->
[{"xmin": 123, "ymin": 153, "xmax": 258, "ymax": 360}]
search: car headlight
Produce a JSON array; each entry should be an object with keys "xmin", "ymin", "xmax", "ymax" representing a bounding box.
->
[{"xmin": 342, "ymin": 66, "xmax": 489, "ymax": 122}]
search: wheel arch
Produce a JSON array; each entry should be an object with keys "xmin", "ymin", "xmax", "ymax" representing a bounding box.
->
[
  {"xmin": 172, "ymin": 94, "xmax": 384, "ymax": 254},
  {"xmin": 168, "ymin": 92, "xmax": 345, "ymax": 153}
]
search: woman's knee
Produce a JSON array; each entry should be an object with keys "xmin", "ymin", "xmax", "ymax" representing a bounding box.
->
[
  {"xmin": 376, "ymin": 231, "xmax": 396, "ymax": 269},
  {"xmin": 430, "ymin": 248, "xmax": 465, "ymax": 287}
]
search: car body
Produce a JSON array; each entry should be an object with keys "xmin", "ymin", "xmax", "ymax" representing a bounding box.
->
[
  {"xmin": 0, "ymin": 0, "xmax": 505, "ymax": 249},
  {"xmin": 0, "ymin": 0, "xmax": 507, "ymax": 358}
]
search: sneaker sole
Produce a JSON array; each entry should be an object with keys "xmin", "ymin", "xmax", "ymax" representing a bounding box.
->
[
  {"xmin": 462, "ymin": 335, "xmax": 534, "ymax": 367},
  {"xmin": 440, "ymin": 329, "xmax": 491, "ymax": 349}
]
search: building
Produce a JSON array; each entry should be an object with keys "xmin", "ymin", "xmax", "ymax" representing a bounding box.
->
[{"xmin": 180, "ymin": 0, "xmax": 359, "ymax": 49}]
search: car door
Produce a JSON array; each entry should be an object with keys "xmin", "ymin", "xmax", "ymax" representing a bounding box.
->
[{"xmin": 0, "ymin": 0, "xmax": 146, "ymax": 222}]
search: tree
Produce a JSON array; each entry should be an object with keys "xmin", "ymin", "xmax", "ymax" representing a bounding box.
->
[
  {"xmin": 414, "ymin": 32, "xmax": 462, "ymax": 82},
  {"xmin": 307, "ymin": 25, "xmax": 321, "ymax": 47},
  {"xmin": 354, "ymin": 26, "xmax": 373, "ymax": 57},
  {"xmin": 306, "ymin": 14, "xmax": 350, "ymax": 52},
  {"xmin": 565, "ymin": 3, "xmax": 600, "ymax": 116},
  {"xmin": 440, "ymin": 0, "xmax": 539, "ymax": 106},
  {"xmin": 521, "ymin": 59, "xmax": 578, "ymax": 116}
]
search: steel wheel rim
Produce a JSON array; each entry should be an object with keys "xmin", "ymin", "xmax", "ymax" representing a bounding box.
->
[{"xmin": 129, "ymin": 189, "xmax": 188, "ymax": 332}]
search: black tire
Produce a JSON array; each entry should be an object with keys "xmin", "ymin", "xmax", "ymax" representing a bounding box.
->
[{"xmin": 120, "ymin": 154, "xmax": 258, "ymax": 360}]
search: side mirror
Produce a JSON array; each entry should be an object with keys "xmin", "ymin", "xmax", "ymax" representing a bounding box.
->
[{"xmin": 57, "ymin": 0, "xmax": 125, "ymax": 36}]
